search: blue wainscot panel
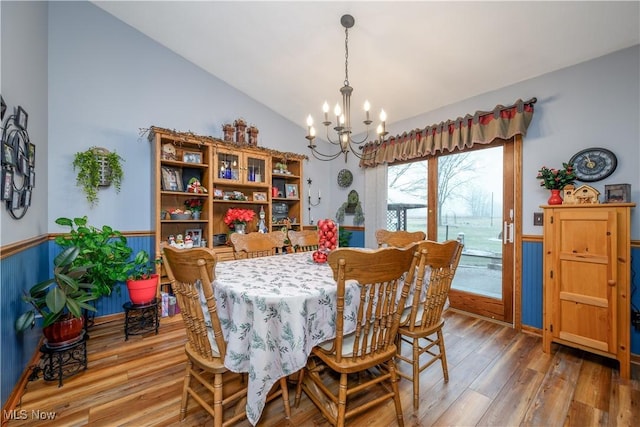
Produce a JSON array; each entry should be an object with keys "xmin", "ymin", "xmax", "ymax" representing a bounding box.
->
[{"xmin": 522, "ymin": 241, "xmax": 543, "ymax": 329}]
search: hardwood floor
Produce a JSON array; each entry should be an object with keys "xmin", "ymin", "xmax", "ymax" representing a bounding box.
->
[{"xmin": 8, "ymin": 310, "xmax": 639, "ymax": 426}]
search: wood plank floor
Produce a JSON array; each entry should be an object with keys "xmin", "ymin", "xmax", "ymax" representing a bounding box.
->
[{"xmin": 8, "ymin": 310, "xmax": 639, "ymax": 426}]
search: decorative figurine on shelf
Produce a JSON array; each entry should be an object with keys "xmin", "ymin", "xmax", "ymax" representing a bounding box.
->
[
  {"xmin": 222, "ymin": 123, "xmax": 235, "ymax": 142},
  {"xmin": 184, "ymin": 233, "xmax": 193, "ymax": 249},
  {"xmin": 234, "ymin": 118, "xmax": 247, "ymax": 144},
  {"xmin": 168, "ymin": 235, "xmax": 176, "ymax": 246},
  {"xmin": 248, "ymin": 125, "xmax": 259, "ymax": 146},
  {"xmin": 186, "ymin": 178, "xmax": 207, "ymax": 194},
  {"xmin": 257, "ymin": 206, "xmax": 268, "ymax": 233},
  {"xmin": 175, "ymin": 234, "xmax": 185, "ymax": 249}
]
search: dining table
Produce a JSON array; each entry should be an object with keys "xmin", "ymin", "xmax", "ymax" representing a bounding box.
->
[
  {"xmin": 213, "ymin": 251, "xmax": 361, "ymax": 426},
  {"xmin": 213, "ymin": 249, "xmax": 428, "ymax": 426}
]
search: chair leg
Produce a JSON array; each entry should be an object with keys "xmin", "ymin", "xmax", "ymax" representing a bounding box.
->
[
  {"xmin": 337, "ymin": 373, "xmax": 348, "ymax": 427},
  {"xmin": 412, "ymin": 337, "xmax": 420, "ymax": 410},
  {"xmin": 388, "ymin": 360, "xmax": 405, "ymax": 427},
  {"xmin": 213, "ymin": 372, "xmax": 223, "ymax": 427},
  {"xmin": 180, "ymin": 361, "xmax": 193, "ymax": 420},
  {"xmin": 279, "ymin": 377, "xmax": 292, "ymax": 418},
  {"xmin": 438, "ymin": 329, "xmax": 449, "ymax": 382},
  {"xmin": 294, "ymin": 367, "xmax": 305, "ymax": 407}
]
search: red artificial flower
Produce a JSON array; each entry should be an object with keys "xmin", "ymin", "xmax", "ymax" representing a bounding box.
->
[
  {"xmin": 184, "ymin": 198, "xmax": 204, "ymax": 212},
  {"xmin": 223, "ymin": 208, "xmax": 256, "ymax": 228}
]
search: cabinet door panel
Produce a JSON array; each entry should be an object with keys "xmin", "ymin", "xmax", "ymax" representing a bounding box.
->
[{"xmin": 554, "ymin": 208, "xmax": 617, "ymax": 353}]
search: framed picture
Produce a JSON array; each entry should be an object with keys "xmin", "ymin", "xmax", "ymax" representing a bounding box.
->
[
  {"xmin": 2, "ymin": 143, "xmax": 15, "ymax": 166},
  {"xmin": 28, "ymin": 143, "xmax": 36, "ymax": 167},
  {"xmin": 253, "ymin": 191, "xmax": 267, "ymax": 202},
  {"xmin": 161, "ymin": 166, "xmax": 183, "ymax": 191},
  {"xmin": 185, "ymin": 228, "xmax": 202, "ymax": 247},
  {"xmin": 183, "ymin": 151, "xmax": 202, "ymax": 164},
  {"xmin": 19, "ymin": 155, "xmax": 29, "ymax": 175},
  {"xmin": 11, "ymin": 189, "xmax": 21, "ymax": 209},
  {"xmin": 23, "ymin": 189, "xmax": 31, "ymax": 207},
  {"xmin": 2, "ymin": 169, "xmax": 13, "ymax": 201},
  {"xmin": 604, "ymin": 183, "xmax": 631, "ymax": 203},
  {"xmin": 285, "ymin": 183, "xmax": 298, "ymax": 199},
  {"xmin": 16, "ymin": 106, "xmax": 28, "ymax": 131}
]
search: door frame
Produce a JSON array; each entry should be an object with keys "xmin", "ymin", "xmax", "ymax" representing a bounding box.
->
[{"xmin": 425, "ymin": 136, "xmax": 522, "ymax": 327}]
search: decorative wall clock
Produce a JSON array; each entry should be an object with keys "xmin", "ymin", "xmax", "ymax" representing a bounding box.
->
[
  {"xmin": 569, "ymin": 147, "xmax": 617, "ymax": 182},
  {"xmin": 337, "ymin": 168, "xmax": 353, "ymax": 188}
]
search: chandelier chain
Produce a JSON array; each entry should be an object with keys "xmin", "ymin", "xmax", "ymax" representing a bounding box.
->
[{"xmin": 344, "ymin": 26, "xmax": 349, "ymax": 86}]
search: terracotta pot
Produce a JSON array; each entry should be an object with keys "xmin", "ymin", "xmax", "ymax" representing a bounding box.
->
[
  {"xmin": 126, "ymin": 274, "xmax": 159, "ymax": 305},
  {"xmin": 548, "ymin": 189, "xmax": 563, "ymax": 205},
  {"xmin": 43, "ymin": 315, "xmax": 84, "ymax": 346}
]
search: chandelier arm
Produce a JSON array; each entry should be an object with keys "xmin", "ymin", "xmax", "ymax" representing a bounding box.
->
[
  {"xmin": 323, "ymin": 127, "xmax": 346, "ymax": 146},
  {"xmin": 309, "ymin": 147, "xmax": 346, "ymax": 162},
  {"xmin": 345, "ymin": 129, "xmax": 372, "ymax": 145}
]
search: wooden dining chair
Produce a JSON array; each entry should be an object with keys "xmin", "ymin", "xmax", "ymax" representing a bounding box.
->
[
  {"xmin": 375, "ymin": 229, "xmax": 426, "ymax": 248},
  {"xmin": 230, "ymin": 231, "xmax": 287, "ymax": 259},
  {"xmin": 395, "ymin": 239, "xmax": 463, "ymax": 409},
  {"xmin": 294, "ymin": 245, "xmax": 419, "ymax": 427},
  {"xmin": 162, "ymin": 246, "xmax": 291, "ymax": 426},
  {"xmin": 287, "ymin": 229, "xmax": 319, "ymax": 252}
]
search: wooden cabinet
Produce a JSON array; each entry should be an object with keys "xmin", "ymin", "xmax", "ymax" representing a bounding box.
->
[
  {"xmin": 542, "ymin": 203, "xmax": 634, "ymax": 378},
  {"xmin": 149, "ymin": 127, "xmax": 306, "ymax": 273}
]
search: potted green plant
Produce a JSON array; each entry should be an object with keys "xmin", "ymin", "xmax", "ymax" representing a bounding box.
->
[
  {"xmin": 54, "ymin": 216, "xmax": 133, "ymax": 300},
  {"xmin": 73, "ymin": 147, "xmax": 124, "ymax": 206},
  {"xmin": 15, "ymin": 246, "xmax": 98, "ymax": 345},
  {"xmin": 125, "ymin": 250, "xmax": 160, "ymax": 305}
]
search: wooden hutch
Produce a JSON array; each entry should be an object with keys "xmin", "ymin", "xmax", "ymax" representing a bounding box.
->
[{"xmin": 149, "ymin": 126, "xmax": 306, "ymax": 286}]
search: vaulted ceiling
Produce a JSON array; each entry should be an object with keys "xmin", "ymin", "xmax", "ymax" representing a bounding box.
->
[{"xmin": 93, "ymin": 1, "xmax": 640, "ymax": 133}]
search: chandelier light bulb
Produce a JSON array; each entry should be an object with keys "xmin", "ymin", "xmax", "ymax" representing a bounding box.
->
[
  {"xmin": 322, "ymin": 102, "xmax": 330, "ymax": 113},
  {"xmin": 379, "ymin": 109, "xmax": 387, "ymax": 122},
  {"xmin": 310, "ymin": 126, "xmax": 316, "ymax": 137},
  {"xmin": 339, "ymin": 114, "xmax": 345, "ymax": 125},
  {"xmin": 306, "ymin": 115, "xmax": 314, "ymax": 127},
  {"xmin": 376, "ymin": 124, "xmax": 383, "ymax": 135},
  {"xmin": 364, "ymin": 100, "xmax": 370, "ymax": 112},
  {"xmin": 334, "ymin": 104, "xmax": 342, "ymax": 117}
]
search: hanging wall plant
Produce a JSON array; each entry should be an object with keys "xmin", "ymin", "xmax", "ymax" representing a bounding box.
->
[{"xmin": 73, "ymin": 147, "xmax": 124, "ymax": 206}]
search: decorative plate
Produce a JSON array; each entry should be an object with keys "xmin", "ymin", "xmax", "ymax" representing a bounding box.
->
[
  {"xmin": 337, "ymin": 168, "xmax": 353, "ymax": 188},
  {"xmin": 569, "ymin": 147, "xmax": 617, "ymax": 182}
]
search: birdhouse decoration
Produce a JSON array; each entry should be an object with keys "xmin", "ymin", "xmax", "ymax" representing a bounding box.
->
[
  {"xmin": 222, "ymin": 124, "xmax": 235, "ymax": 142},
  {"xmin": 574, "ymin": 184, "xmax": 600, "ymax": 204},
  {"xmin": 248, "ymin": 125, "xmax": 259, "ymax": 146},
  {"xmin": 234, "ymin": 118, "xmax": 247, "ymax": 144},
  {"xmin": 562, "ymin": 184, "xmax": 576, "ymax": 204}
]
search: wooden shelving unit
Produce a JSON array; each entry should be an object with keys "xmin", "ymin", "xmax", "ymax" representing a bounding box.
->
[{"xmin": 149, "ymin": 126, "xmax": 306, "ymax": 277}]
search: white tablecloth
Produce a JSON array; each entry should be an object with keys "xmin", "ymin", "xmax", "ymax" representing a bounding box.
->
[{"xmin": 213, "ymin": 252, "xmax": 359, "ymax": 425}]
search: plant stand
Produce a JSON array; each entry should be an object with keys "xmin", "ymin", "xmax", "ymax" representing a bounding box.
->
[
  {"xmin": 123, "ymin": 299, "xmax": 160, "ymax": 340},
  {"xmin": 36, "ymin": 333, "xmax": 89, "ymax": 387}
]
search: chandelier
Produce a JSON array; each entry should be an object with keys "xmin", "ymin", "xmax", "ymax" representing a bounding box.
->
[{"xmin": 305, "ymin": 14, "xmax": 387, "ymax": 162}]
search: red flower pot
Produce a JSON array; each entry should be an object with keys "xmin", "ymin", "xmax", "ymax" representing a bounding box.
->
[
  {"xmin": 43, "ymin": 315, "xmax": 84, "ymax": 347},
  {"xmin": 126, "ymin": 274, "xmax": 159, "ymax": 305}
]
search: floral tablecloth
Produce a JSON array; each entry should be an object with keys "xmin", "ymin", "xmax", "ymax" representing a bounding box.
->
[{"xmin": 213, "ymin": 252, "xmax": 359, "ymax": 425}]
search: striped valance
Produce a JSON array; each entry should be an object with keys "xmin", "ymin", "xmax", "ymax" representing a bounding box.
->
[{"xmin": 359, "ymin": 98, "xmax": 536, "ymax": 168}]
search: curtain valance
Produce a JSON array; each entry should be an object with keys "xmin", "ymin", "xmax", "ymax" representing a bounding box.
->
[{"xmin": 359, "ymin": 98, "xmax": 536, "ymax": 168}]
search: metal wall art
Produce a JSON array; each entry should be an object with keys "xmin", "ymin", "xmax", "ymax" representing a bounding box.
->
[{"xmin": 1, "ymin": 100, "xmax": 35, "ymax": 219}]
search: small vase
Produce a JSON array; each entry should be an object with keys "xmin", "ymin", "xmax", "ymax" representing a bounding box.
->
[
  {"xmin": 548, "ymin": 189, "xmax": 563, "ymax": 205},
  {"xmin": 192, "ymin": 211, "xmax": 201, "ymax": 220},
  {"xmin": 235, "ymin": 223, "xmax": 246, "ymax": 234}
]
